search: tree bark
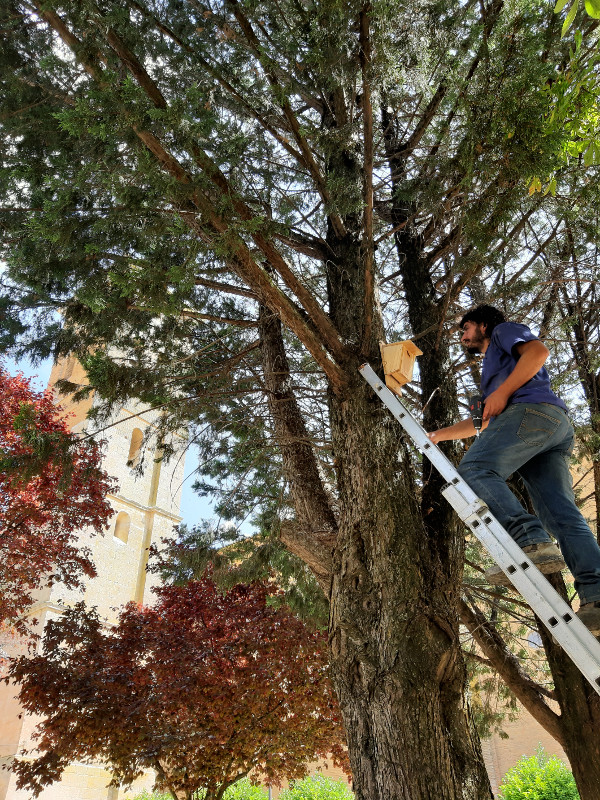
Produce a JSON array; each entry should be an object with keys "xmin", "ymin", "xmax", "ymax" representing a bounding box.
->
[
  {"xmin": 536, "ymin": 573, "xmax": 600, "ymax": 800},
  {"xmin": 558, "ymin": 286, "xmax": 600, "ymax": 541},
  {"xmin": 261, "ymin": 214, "xmax": 492, "ymax": 797},
  {"xmin": 308, "ymin": 108, "xmax": 487, "ymax": 800},
  {"xmin": 327, "ymin": 383, "xmax": 491, "ymax": 799},
  {"xmin": 323, "ymin": 211, "xmax": 491, "ymax": 797}
]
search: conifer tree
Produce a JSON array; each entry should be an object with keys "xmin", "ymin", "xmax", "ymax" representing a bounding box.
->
[{"xmin": 1, "ymin": 1, "xmax": 600, "ymax": 798}]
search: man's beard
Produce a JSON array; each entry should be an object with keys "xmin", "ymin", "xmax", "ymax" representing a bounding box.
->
[{"xmin": 464, "ymin": 329, "xmax": 486, "ymax": 354}]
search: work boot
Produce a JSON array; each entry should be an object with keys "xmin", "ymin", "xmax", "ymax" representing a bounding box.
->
[
  {"xmin": 485, "ymin": 542, "xmax": 566, "ymax": 588},
  {"xmin": 576, "ymin": 601, "xmax": 600, "ymax": 636}
]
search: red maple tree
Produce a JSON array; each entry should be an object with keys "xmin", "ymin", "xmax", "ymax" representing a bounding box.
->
[
  {"xmin": 0, "ymin": 367, "xmax": 115, "ymax": 630},
  {"xmin": 7, "ymin": 579, "xmax": 349, "ymax": 800}
]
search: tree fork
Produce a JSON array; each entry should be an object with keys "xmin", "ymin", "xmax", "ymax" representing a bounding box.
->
[{"xmin": 381, "ymin": 109, "xmax": 462, "ymax": 574}]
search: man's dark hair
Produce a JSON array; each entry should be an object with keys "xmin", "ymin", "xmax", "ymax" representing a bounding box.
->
[{"xmin": 459, "ymin": 304, "xmax": 506, "ymax": 338}]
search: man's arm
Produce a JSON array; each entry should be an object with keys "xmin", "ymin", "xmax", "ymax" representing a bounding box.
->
[
  {"xmin": 428, "ymin": 417, "xmax": 489, "ymax": 444},
  {"xmin": 482, "ymin": 339, "xmax": 549, "ymax": 420},
  {"xmin": 427, "ymin": 338, "xmax": 550, "ymax": 442}
]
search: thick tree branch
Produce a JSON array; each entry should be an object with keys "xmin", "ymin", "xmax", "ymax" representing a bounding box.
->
[
  {"xmin": 94, "ymin": 26, "xmax": 347, "ymax": 365},
  {"xmin": 134, "ymin": 129, "xmax": 349, "ymax": 392},
  {"xmin": 460, "ymin": 597, "xmax": 564, "ymax": 744},
  {"xmin": 388, "ymin": 0, "xmax": 503, "ymax": 181},
  {"xmin": 258, "ymin": 305, "xmax": 337, "ymax": 588},
  {"xmin": 124, "ymin": 0, "xmax": 307, "ymax": 164},
  {"xmin": 396, "ymin": 82, "xmax": 448, "ymax": 160},
  {"xmin": 359, "ymin": 4, "xmax": 375, "ymax": 356},
  {"xmin": 102, "ymin": 25, "xmax": 168, "ymax": 108},
  {"xmin": 32, "ymin": 6, "xmax": 349, "ymax": 394},
  {"xmin": 41, "ymin": 0, "xmax": 342, "ymax": 367},
  {"xmin": 273, "ymin": 230, "xmax": 330, "ymax": 261},
  {"xmin": 178, "ymin": 311, "xmax": 258, "ymax": 327},
  {"xmin": 194, "ymin": 278, "xmax": 259, "ymax": 300},
  {"xmin": 32, "ymin": 1, "xmax": 104, "ymax": 81}
]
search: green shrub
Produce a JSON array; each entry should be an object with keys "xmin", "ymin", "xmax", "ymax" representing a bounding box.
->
[
  {"xmin": 278, "ymin": 775, "xmax": 354, "ymax": 800},
  {"xmin": 222, "ymin": 779, "xmax": 269, "ymax": 800},
  {"xmin": 498, "ymin": 748, "xmax": 579, "ymax": 800},
  {"xmin": 131, "ymin": 777, "xmax": 268, "ymax": 800},
  {"xmin": 130, "ymin": 791, "xmax": 171, "ymax": 800}
]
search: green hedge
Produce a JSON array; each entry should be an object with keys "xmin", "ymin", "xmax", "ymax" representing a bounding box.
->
[
  {"xmin": 278, "ymin": 776, "xmax": 354, "ymax": 800},
  {"xmin": 498, "ymin": 748, "xmax": 579, "ymax": 800}
]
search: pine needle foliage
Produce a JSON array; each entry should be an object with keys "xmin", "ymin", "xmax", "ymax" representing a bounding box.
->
[{"xmin": 2, "ymin": 0, "xmax": 600, "ymax": 795}]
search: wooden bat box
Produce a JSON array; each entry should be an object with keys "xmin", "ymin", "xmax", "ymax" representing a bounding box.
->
[{"xmin": 379, "ymin": 340, "xmax": 423, "ymax": 395}]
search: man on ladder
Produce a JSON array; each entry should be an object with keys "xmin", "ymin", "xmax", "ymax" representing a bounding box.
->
[{"xmin": 427, "ymin": 304, "xmax": 600, "ymax": 636}]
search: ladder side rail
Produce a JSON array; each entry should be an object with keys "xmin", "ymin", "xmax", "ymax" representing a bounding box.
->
[
  {"xmin": 447, "ymin": 483, "xmax": 600, "ymax": 691},
  {"xmin": 359, "ymin": 363, "xmax": 600, "ymax": 696},
  {"xmin": 468, "ymin": 511, "xmax": 600, "ymax": 692}
]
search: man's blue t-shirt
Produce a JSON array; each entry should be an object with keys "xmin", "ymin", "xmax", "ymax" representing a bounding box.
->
[{"xmin": 481, "ymin": 322, "xmax": 567, "ymax": 412}]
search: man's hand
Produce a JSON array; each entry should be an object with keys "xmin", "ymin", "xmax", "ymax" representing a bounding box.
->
[
  {"xmin": 482, "ymin": 387, "xmax": 511, "ymax": 421},
  {"xmin": 427, "ymin": 417, "xmax": 480, "ymax": 442},
  {"xmin": 427, "ymin": 430, "xmax": 444, "ymax": 444}
]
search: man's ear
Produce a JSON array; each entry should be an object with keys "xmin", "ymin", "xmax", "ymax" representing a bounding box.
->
[{"xmin": 480, "ymin": 322, "xmax": 488, "ymax": 336}]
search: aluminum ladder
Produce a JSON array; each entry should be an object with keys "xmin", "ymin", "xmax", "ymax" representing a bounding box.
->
[{"xmin": 359, "ymin": 362, "xmax": 600, "ymax": 697}]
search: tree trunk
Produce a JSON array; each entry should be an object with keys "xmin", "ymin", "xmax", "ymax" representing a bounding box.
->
[
  {"xmin": 382, "ymin": 102, "xmax": 464, "ymax": 590},
  {"xmin": 259, "ymin": 272, "xmax": 488, "ymax": 795},
  {"xmin": 537, "ymin": 573, "xmax": 600, "ymax": 800},
  {"xmin": 328, "ymin": 384, "xmax": 491, "ymax": 799},
  {"xmin": 325, "ymin": 226, "xmax": 491, "ymax": 798},
  {"xmin": 154, "ymin": 760, "xmax": 191, "ymax": 800},
  {"xmin": 593, "ymin": 456, "xmax": 600, "ymax": 545}
]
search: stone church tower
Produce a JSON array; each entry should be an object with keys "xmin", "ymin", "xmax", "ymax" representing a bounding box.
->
[{"xmin": 0, "ymin": 357, "xmax": 186, "ymax": 800}]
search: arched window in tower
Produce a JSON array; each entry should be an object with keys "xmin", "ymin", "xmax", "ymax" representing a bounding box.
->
[
  {"xmin": 128, "ymin": 427, "xmax": 144, "ymax": 468},
  {"xmin": 113, "ymin": 511, "xmax": 130, "ymax": 544}
]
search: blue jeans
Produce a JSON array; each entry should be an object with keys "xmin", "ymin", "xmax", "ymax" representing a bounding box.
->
[{"xmin": 458, "ymin": 402, "xmax": 600, "ymax": 604}]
